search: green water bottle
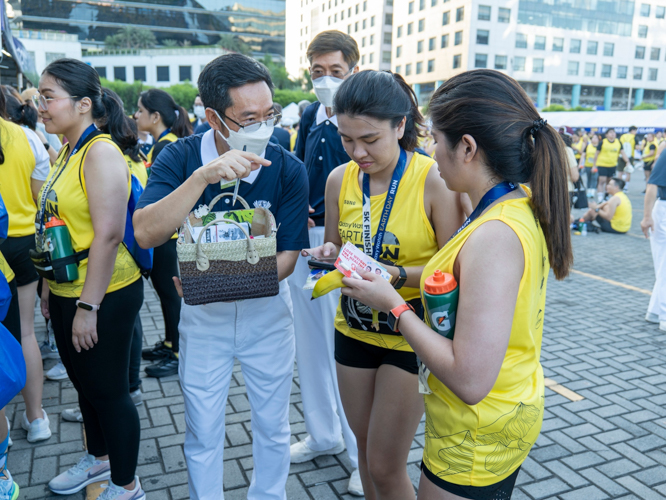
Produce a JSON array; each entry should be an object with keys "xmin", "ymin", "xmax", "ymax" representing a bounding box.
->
[
  {"xmin": 45, "ymin": 217, "xmax": 79, "ymax": 282},
  {"xmin": 423, "ymin": 270, "xmax": 459, "ymax": 339}
]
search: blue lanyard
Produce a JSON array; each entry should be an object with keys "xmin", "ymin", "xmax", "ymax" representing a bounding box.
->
[
  {"xmin": 362, "ymin": 148, "xmax": 407, "ymax": 260},
  {"xmin": 448, "ymin": 181, "xmax": 518, "ymax": 243},
  {"xmin": 157, "ymin": 128, "xmax": 171, "ymax": 141},
  {"xmin": 37, "ymin": 123, "xmax": 97, "ymax": 235}
]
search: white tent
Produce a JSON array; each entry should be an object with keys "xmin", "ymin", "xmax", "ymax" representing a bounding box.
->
[
  {"xmin": 280, "ymin": 102, "xmax": 300, "ymax": 127},
  {"xmin": 541, "ymin": 109, "xmax": 666, "ymax": 133}
]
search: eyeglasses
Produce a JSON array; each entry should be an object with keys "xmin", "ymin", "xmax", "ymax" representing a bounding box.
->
[
  {"xmin": 311, "ymin": 66, "xmax": 354, "ymax": 80},
  {"xmin": 31, "ymin": 93, "xmax": 79, "ymax": 110},
  {"xmin": 223, "ymin": 113, "xmax": 281, "ymax": 133}
]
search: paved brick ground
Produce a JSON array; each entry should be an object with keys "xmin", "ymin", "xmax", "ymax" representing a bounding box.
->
[{"xmin": 6, "ymin": 176, "xmax": 666, "ymax": 499}]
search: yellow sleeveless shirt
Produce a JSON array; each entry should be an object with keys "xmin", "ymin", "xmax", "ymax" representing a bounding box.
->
[
  {"xmin": 420, "ymin": 192, "xmax": 547, "ymax": 487},
  {"xmin": 573, "ymin": 138, "xmax": 585, "ymax": 159},
  {"xmin": 147, "ymin": 132, "xmax": 177, "ymax": 164},
  {"xmin": 584, "ymin": 143, "xmax": 596, "ymax": 167},
  {"xmin": 335, "ymin": 152, "xmax": 439, "ymax": 351},
  {"xmin": 610, "ymin": 192, "xmax": 632, "ymax": 232},
  {"xmin": 125, "ymin": 154, "xmax": 148, "ymax": 187},
  {"xmin": 597, "ymin": 138, "xmax": 622, "ymax": 167},
  {"xmin": 0, "ymin": 118, "xmax": 39, "ymax": 237},
  {"xmin": 37, "ymin": 133, "xmax": 141, "ymax": 298},
  {"xmin": 0, "ymin": 251, "xmax": 15, "ymax": 282}
]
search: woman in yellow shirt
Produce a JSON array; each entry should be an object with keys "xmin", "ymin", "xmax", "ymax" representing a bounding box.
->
[
  {"xmin": 134, "ymin": 89, "xmax": 191, "ymax": 376},
  {"xmin": 307, "ymin": 71, "xmax": 464, "ymax": 498},
  {"xmin": 35, "ymin": 58, "xmax": 146, "ymax": 499},
  {"xmin": 341, "ymin": 70, "xmax": 572, "ymax": 499}
]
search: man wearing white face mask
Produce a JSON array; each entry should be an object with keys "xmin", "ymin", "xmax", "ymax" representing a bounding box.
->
[
  {"xmin": 133, "ymin": 53, "xmax": 310, "ymax": 500},
  {"xmin": 192, "ymin": 95, "xmax": 211, "ymax": 134},
  {"xmin": 290, "ymin": 30, "xmax": 363, "ymax": 496}
]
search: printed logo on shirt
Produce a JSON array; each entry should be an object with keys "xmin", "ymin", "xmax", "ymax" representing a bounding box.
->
[
  {"xmin": 253, "ymin": 200, "xmax": 272, "ymax": 210},
  {"xmin": 44, "ymin": 190, "xmax": 60, "ymax": 220}
]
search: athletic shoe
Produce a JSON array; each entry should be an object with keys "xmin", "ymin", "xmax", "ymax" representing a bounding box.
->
[
  {"xmin": 141, "ymin": 341, "xmax": 171, "ymax": 361},
  {"xmin": 0, "ymin": 468, "xmax": 19, "ymax": 500},
  {"xmin": 97, "ymin": 476, "xmax": 145, "ymax": 500},
  {"xmin": 5, "ymin": 418, "xmax": 11, "ymax": 448},
  {"xmin": 62, "ymin": 407, "xmax": 83, "ymax": 423},
  {"xmin": 48, "ymin": 454, "xmax": 110, "ymax": 495},
  {"xmin": 39, "ymin": 340, "xmax": 59, "ymax": 360},
  {"xmin": 45, "ymin": 361, "xmax": 68, "ymax": 381},
  {"xmin": 21, "ymin": 409, "xmax": 51, "ymax": 443},
  {"xmin": 290, "ymin": 438, "xmax": 346, "ymax": 464},
  {"xmin": 646, "ymin": 312, "xmax": 660, "ymax": 323},
  {"xmin": 130, "ymin": 389, "xmax": 143, "ymax": 406},
  {"xmin": 347, "ymin": 468, "xmax": 363, "ymax": 496},
  {"xmin": 145, "ymin": 352, "xmax": 178, "ymax": 378}
]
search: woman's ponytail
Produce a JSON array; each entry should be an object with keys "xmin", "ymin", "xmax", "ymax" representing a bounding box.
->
[
  {"xmin": 99, "ymin": 88, "xmax": 139, "ymax": 157},
  {"xmin": 391, "ymin": 72, "xmax": 424, "ymax": 152},
  {"xmin": 171, "ymin": 105, "xmax": 193, "ymax": 138}
]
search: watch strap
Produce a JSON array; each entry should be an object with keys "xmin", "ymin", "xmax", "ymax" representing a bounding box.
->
[
  {"xmin": 393, "ymin": 266, "xmax": 407, "ymax": 289},
  {"xmin": 389, "ymin": 303, "xmax": 415, "ymax": 332},
  {"xmin": 76, "ymin": 300, "xmax": 100, "ymax": 312}
]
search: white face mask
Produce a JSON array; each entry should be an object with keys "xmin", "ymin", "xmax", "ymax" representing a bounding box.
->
[
  {"xmin": 312, "ymin": 76, "xmax": 345, "ymax": 108},
  {"xmin": 193, "ymin": 105, "xmax": 206, "ymax": 120},
  {"xmin": 213, "ymin": 110, "xmax": 274, "ymax": 156}
]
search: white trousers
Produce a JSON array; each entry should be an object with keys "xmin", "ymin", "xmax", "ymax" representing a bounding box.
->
[
  {"xmin": 179, "ymin": 280, "xmax": 295, "ymax": 500},
  {"xmin": 287, "ymin": 226, "xmax": 358, "ymax": 468},
  {"xmin": 648, "ymin": 201, "xmax": 666, "ymax": 320}
]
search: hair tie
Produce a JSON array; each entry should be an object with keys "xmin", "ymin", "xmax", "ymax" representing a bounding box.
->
[{"xmin": 530, "ymin": 118, "xmax": 546, "ymax": 136}]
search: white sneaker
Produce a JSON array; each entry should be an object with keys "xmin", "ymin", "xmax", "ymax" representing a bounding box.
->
[
  {"xmin": 347, "ymin": 468, "xmax": 364, "ymax": 496},
  {"xmin": 21, "ymin": 409, "xmax": 52, "ymax": 443},
  {"xmin": 48, "ymin": 453, "xmax": 110, "ymax": 495},
  {"xmin": 45, "ymin": 361, "xmax": 68, "ymax": 381},
  {"xmin": 290, "ymin": 438, "xmax": 346, "ymax": 464},
  {"xmin": 61, "ymin": 407, "xmax": 83, "ymax": 423},
  {"xmin": 5, "ymin": 417, "xmax": 11, "ymax": 448},
  {"xmin": 646, "ymin": 312, "xmax": 660, "ymax": 323},
  {"xmin": 97, "ymin": 476, "xmax": 145, "ymax": 500},
  {"xmin": 130, "ymin": 389, "xmax": 143, "ymax": 407},
  {"xmin": 39, "ymin": 340, "xmax": 59, "ymax": 360}
]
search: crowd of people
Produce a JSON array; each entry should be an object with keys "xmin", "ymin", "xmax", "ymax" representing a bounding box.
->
[{"xmin": 0, "ymin": 29, "xmax": 575, "ymax": 500}]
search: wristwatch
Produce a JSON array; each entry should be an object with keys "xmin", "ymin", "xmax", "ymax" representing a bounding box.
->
[
  {"xmin": 387, "ymin": 303, "xmax": 415, "ymax": 332},
  {"xmin": 75, "ymin": 300, "xmax": 100, "ymax": 312},
  {"xmin": 392, "ymin": 266, "xmax": 407, "ymax": 290}
]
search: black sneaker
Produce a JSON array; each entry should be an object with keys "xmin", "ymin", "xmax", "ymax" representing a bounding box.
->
[
  {"xmin": 145, "ymin": 352, "xmax": 179, "ymax": 378},
  {"xmin": 142, "ymin": 341, "xmax": 171, "ymax": 361}
]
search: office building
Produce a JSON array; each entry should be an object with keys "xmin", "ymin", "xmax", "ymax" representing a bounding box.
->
[
  {"xmin": 8, "ymin": 0, "xmax": 286, "ymax": 56},
  {"xmin": 392, "ymin": 0, "xmax": 666, "ymax": 109},
  {"xmin": 285, "ymin": 0, "xmax": 394, "ymax": 78}
]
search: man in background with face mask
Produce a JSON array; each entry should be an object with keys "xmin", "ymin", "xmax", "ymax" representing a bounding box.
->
[
  {"xmin": 289, "ymin": 30, "xmax": 363, "ymax": 496},
  {"xmin": 192, "ymin": 95, "xmax": 211, "ymax": 134},
  {"xmin": 133, "ymin": 53, "xmax": 309, "ymax": 500}
]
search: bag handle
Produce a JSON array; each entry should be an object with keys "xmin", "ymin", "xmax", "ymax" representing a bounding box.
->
[
  {"xmin": 208, "ymin": 192, "xmax": 252, "ymax": 212},
  {"xmin": 195, "ymin": 217, "xmax": 259, "ymax": 271}
]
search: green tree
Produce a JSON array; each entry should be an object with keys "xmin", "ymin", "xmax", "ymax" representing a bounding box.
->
[
  {"xmin": 541, "ymin": 104, "xmax": 566, "ymax": 112},
  {"xmin": 162, "ymin": 39, "xmax": 179, "ymax": 47},
  {"xmin": 273, "ymin": 89, "xmax": 316, "ymax": 107},
  {"xmin": 100, "ymin": 78, "xmax": 147, "ymax": 113},
  {"xmin": 633, "ymin": 102, "xmax": 658, "ymax": 110},
  {"xmin": 217, "ymin": 34, "xmax": 251, "ymax": 55},
  {"xmin": 104, "ymin": 27, "xmax": 156, "ymax": 50},
  {"xmin": 163, "ymin": 82, "xmax": 199, "ymax": 110},
  {"xmin": 261, "ymin": 54, "xmax": 297, "ymax": 90}
]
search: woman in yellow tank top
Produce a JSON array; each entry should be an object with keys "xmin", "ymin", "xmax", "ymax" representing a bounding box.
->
[
  {"xmin": 342, "ymin": 70, "xmax": 573, "ymax": 499},
  {"xmin": 133, "ymin": 88, "xmax": 190, "ymax": 375},
  {"xmin": 306, "ymin": 71, "xmax": 464, "ymax": 498},
  {"xmin": 35, "ymin": 58, "xmax": 147, "ymax": 498}
]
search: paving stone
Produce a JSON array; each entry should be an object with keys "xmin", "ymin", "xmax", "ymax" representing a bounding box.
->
[
  {"xmin": 521, "ymin": 477, "xmax": 571, "ymax": 499},
  {"xmin": 596, "ymin": 459, "xmax": 641, "ymax": 479},
  {"xmin": 560, "ymin": 485, "xmax": 611, "ymax": 500},
  {"xmin": 632, "ymin": 465, "xmax": 666, "ymax": 487},
  {"xmin": 582, "ymin": 468, "xmax": 629, "ymax": 496},
  {"xmin": 562, "ymin": 451, "xmax": 606, "ymax": 470},
  {"xmin": 542, "ymin": 460, "xmax": 589, "ymax": 487}
]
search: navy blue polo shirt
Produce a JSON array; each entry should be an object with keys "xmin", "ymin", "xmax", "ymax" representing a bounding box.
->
[
  {"xmin": 136, "ymin": 129, "xmax": 310, "ymax": 252},
  {"xmin": 649, "ymin": 153, "xmax": 666, "ymax": 199},
  {"xmin": 294, "ymin": 102, "xmax": 350, "ymax": 227}
]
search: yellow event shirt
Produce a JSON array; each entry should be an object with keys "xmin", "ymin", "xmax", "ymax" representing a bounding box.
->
[
  {"xmin": 0, "ymin": 118, "xmax": 39, "ymax": 237},
  {"xmin": 125, "ymin": 154, "xmax": 148, "ymax": 187},
  {"xmin": 420, "ymin": 192, "xmax": 547, "ymax": 487},
  {"xmin": 610, "ymin": 192, "xmax": 632, "ymax": 233},
  {"xmin": 642, "ymin": 139, "xmax": 659, "ymax": 163},
  {"xmin": 37, "ymin": 134, "xmax": 140, "ymax": 298},
  {"xmin": 0, "ymin": 251, "xmax": 15, "ymax": 283},
  {"xmin": 572, "ymin": 138, "xmax": 585, "ymax": 160},
  {"xmin": 584, "ymin": 143, "xmax": 597, "ymax": 167},
  {"xmin": 619, "ymin": 133, "xmax": 636, "ymax": 156},
  {"xmin": 596, "ymin": 138, "xmax": 622, "ymax": 167},
  {"xmin": 147, "ymin": 132, "xmax": 178, "ymax": 164},
  {"xmin": 335, "ymin": 152, "xmax": 440, "ymax": 351}
]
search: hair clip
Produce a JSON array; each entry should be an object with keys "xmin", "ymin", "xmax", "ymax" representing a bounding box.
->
[{"xmin": 530, "ymin": 118, "xmax": 547, "ymax": 136}]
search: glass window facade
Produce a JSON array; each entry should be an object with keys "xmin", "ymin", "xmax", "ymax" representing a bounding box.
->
[
  {"xmin": 416, "ymin": 61, "xmax": 423, "ymax": 73},
  {"xmin": 409, "ymin": 1, "xmax": 414, "ymax": 13},
  {"xmin": 179, "ymin": 65, "xmax": 191, "ymax": 82},
  {"xmin": 585, "ymin": 62, "xmax": 595, "ymax": 76},
  {"xmin": 495, "ymin": 54, "xmax": 507, "ymax": 69},
  {"xmin": 658, "ymin": 5, "xmax": 666, "ymax": 17},
  {"xmin": 553, "ymin": 37, "xmax": 564, "ymax": 51},
  {"xmin": 498, "ymin": 7, "xmax": 511, "ymax": 22},
  {"xmin": 418, "ymin": 19, "xmax": 425, "ymax": 32},
  {"xmin": 567, "ymin": 61, "xmax": 579, "ymax": 75},
  {"xmin": 533, "ymin": 58, "xmax": 544, "ymax": 72},
  {"xmin": 636, "ymin": 46, "xmax": 645, "ymax": 58},
  {"xmin": 428, "ymin": 59, "xmax": 435, "ymax": 71},
  {"xmin": 114, "ymin": 66, "xmax": 126, "ymax": 81},
  {"xmin": 455, "ymin": 31, "xmax": 463, "ymax": 45},
  {"xmin": 517, "ymin": 0, "xmax": 635, "ymax": 37},
  {"xmin": 516, "ymin": 33, "xmax": 528, "ymax": 48},
  {"xmin": 443, "ymin": 11, "xmax": 450, "ymax": 25},
  {"xmin": 640, "ymin": 3, "xmax": 650, "ymax": 16},
  {"xmin": 617, "ymin": 65, "xmax": 628, "ymax": 78},
  {"xmin": 651, "ymin": 47, "xmax": 660, "ymax": 60},
  {"xmin": 157, "ymin": 66, "xmax": 170, "ymax": 82},
  {"xmin": 604, "ymin": 42, "xmax": 614, "ymax": 56},
  {"xmin": 95, "ymin": 67, "xmax": 107, "ymax": 78},
  {"xmin": 429, "ymin": 37, "xmax": 436, "ymax": 50},
  {"xmin": 383, "ymin": 51, "xmax": 391, "ymax": 63},
  {"xmin": 408, "ymin": 22, "xmax": 414, "ymax": 34},
  {"xmin": 420, "ymin": 0, "xmax": 426, "ymax": 10},
  {"xmin": 478, "ymin": 5, "xmax": 491, "ymax": 20},
  {"xmin": 570, "ymin": 39, "xmax": 581, "ymax": 53},
  {"xmin": 638, "ymin": 25, "xmax": 648, "ymax": 37},
  {"xmin": 134, "ymin": 66, "xmax": 146, "ymax": 82},
  {"xmin": 441, "ymin": 34, "xmax": 449, "ymax": 47},
  {"xmin": 406, "ymin": 63, "xmax": 412, "ymax": 75},
  {"xmin": 587, "ymin": 41, "xmax": 598, "ymax": 55},
  {"xmin": 601, "ymin": 64, "xmax": 612, "ymax": 77},
  {"xmin": 513, "ymin": 56, "xmax": 526, "ymax": 70},
  {"xmin": 477, "ymin": 29, "xmax": 489, "ymax": 44},
  {"xmin": 649, "ymin": 67, "xmax": 658, "ymax": 80},
  {"xmin": 397, "ymin": 26, "xmax": 403, "ymax": 37},
  {"xmin": 456, "ymin": 6, "xmax": 464, "ymax": 21},
  {"xmin": 535, "ymin": 35, "xmax": 546, "ymax": 50},
  {"xmin": 475, "ymin": 53, "xmax": 488, "ymax": 68},
  {"xmin": 634, "ymin": 66, "xmax": 643, "ymax": 79},
  {"xmin": 417, "ymin": 40, "xmax": 424, "ymax": 52},
  {"xmin": 396, "ymin": 45, "xmax": 402, "ymax": 57},
  {"xmin": 453, "ymin": 54, "xmax": 461, "ymax": 68}
]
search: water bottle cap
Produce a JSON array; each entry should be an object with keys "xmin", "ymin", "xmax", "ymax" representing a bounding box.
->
[
  {"xmin": 45, "ymin": 218, "xmax": 66, "ymax": 229},
  {"xmin": 424, "ymin": 270, "xmax": 457, "ymax": 294}
]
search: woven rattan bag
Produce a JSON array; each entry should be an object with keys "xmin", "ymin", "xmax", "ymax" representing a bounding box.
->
[{"xmin": 176, "ymin": 193, "xmax": 279, "ymax": 305}]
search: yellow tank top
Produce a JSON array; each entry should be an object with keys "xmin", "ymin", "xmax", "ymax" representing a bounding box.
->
[
  {"xmin": 147, "ymin": 132, "xmax": 178, "ymax": 164},
  {"xmin": 642, "ymin": 139, "xmax": 659, "ymax": 163},
  {"xmin": 620, "ymin": 133, "xmax": 636, "ymax": 156},
  {"xmin": 335, "ymin": 152, "xmax": 440, "ymax": 351},
  {"xmin": 0, "ymin": 251, "xmax": 15, "ymax": 283},
  {"xmin": 37, "ymin": 133, "xmax": 141, "ymax": 298},
  {"xmin": 0, "ymin": 118, "xmax": 39, "ymax": 237},
  {"xmin": 611, "ymin": 192, "xmax": 632, "ymax": 232},
  {"xmin": 420, "ymin": 193, "xmax": 547, "ymax": 487},
  {"xmin": 584, "ymin": 143, "xmax": 597, "ymax": 167},
  {"xmin": 125, "ymin": 154, "xmax": 148, "ymax": 187},
  {"xmin": 573, "ymin": 138, "xmax": 585, "ymax": 159},
  {"xmin": 597, "ymin": 138, "xmax": 622, "ymax": 167}
]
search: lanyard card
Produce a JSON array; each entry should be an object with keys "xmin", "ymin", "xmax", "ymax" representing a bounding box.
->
[{"xmin": 334, "ymin": 242, "xmax": 392, "ymax": 282}]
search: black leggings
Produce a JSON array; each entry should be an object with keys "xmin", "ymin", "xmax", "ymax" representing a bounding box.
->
[
  {"xmin": 1, "ymin": 278, "xmax": 21, "ymax": 343},
  {"xmin": 151, "ymin": 239, "xmax": 181, "ymax": 352},
  {"xmin": 49, "ymin": 278, "xmax": 143, "ymax": 486}
]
